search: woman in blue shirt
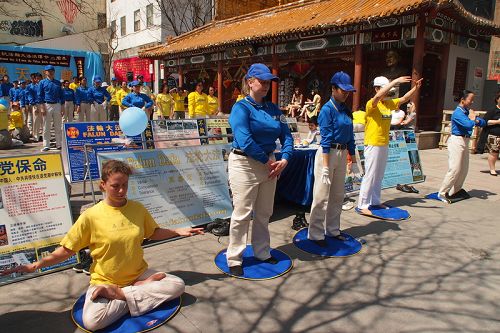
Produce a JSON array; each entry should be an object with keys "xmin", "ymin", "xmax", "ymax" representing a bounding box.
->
[
  {"xmin": 62, "ymin": 80, "xmax": 75, "ymax": 123},
  {"xmin": 226, "ymin": 63, "xmax": 293, "ymax": 276},
  {"xmin": 438, "ymin": 90, "xmax": 486, "ymax": 202},
  {"xmin": 308, "ymin": 72, "xmax": 362, "ymax": 246},
  {"xmin": 122, "ymin": 81, "xmax": 153, "ymax": 117}
]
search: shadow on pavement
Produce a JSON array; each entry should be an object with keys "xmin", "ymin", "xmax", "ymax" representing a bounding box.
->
[{"xmin": 0, "ymin": 310, "xmax": 76, "ymax": 333}]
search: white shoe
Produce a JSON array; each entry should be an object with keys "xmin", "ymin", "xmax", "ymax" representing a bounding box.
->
[
  {"xmin": 342, "ymin": 201, "xmax": 355, "ymax": 211},
  {"xmin": 437, "ymin": 193, "xmax": 449, "ymax": 203}
]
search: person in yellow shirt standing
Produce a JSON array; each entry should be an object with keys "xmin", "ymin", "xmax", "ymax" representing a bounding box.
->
[
  {"xmin": 116, "ymin": 81, "xmax": 130, "ymax": 115},
  {"xmin": 0, "ymin": 160, "xmax": 204, "ymax": 331},
  {"xmin": 207, "ymin": 86, "xmax": 219, "ymax": 117},
  {"xmin": 188, "ymin": 81, "xmax": 209, "ymax": 119},
  {"xmin": 356, "ymin": 76, "xmax": 422, "ymax": 215},
  {"xmin": 156, "ymin": 83, "xmax": 173, "ymax": 119},
  {"xmin": 69, "ymin": 76, "xmax": 80, "ymax": 91},
  {"xmin": 107, "ymin": 78, "xmax": 120, "ymax": 121},
  {"xmin": 171, "ymin": 87, "xmax": 186, "ymax": 119},
  {"xmin": 352, "ymin": 107, "xmax": 366, "ymax": 132}
]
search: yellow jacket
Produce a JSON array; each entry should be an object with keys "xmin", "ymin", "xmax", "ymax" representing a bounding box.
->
[
  {"xmin": 116, "ymin": 88, "xmax": 130, "ymax": 108},
  {"xmin": 207, "ymin": 95, "xmax": 218, "ymax": 115},
  {"xmin": 107, "ymin": 85, "xmax": 120, "ymax": 105},
  {"xmin": 188, "ymin": 91, "xmax": 209, "ymax": 118}
]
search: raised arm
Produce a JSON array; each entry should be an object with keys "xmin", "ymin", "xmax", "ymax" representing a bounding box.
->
[{"xmin": 398, "ymin": 78, "xmax": 423, "ymax": 106}]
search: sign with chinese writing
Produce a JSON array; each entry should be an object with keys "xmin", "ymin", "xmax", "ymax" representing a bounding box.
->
[
  {"xmin": 112, "ymin": 57, "xmax": 154, "ymax": 83},
  {"xmin": 0, "ymin": 153, "xmax": 76, "ymax": 285},
  {"xmin": 371, "ymin": 27, "xmax": 402, "ymax": 43},
  {"xmin": 205, "ymin": 118, "xmax": 233, "ymax": 145},
  {"xmin": 63, "ymin": 122, "xmax": 144, "ymax": 183},
  {"xmin": 97, "ymin": 146, "xmax": 232, "ymax": 228},
  {"xmin": 148, "ymin": 119, "xmax": 206, "ymax": 149},
  {"xmin": 0, "ymin": 45, "xmax": 103, "ymax": 84}
]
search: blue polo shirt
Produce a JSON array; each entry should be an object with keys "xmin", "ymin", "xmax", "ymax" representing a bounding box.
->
[
  {"xmin": 451, "ymin": 105, "xmax": 486, "ymax": 137},
  {"xmin": 38, "ymin": 78, "xmax": 63, "ymax": 104},
  {"xmin": 122, "ymin": 92, "xmax": 153, "ymax": 109},
  {"xmin": 229, "ymin": 96, "xmax": 294, "ymax": 164},
  {"xmin": 75, "ymin": 86, "xmax": 93, "ymax": 105},
  {"xmin": 62, "ymin": 88, "xmax": 75, "ymax": 102},
  {"xmin": 19, "ymin": 88, "xmax": 28, "ymax": 107},
  {"xmin": 90, "ymin": 86, "xmax": 111, "ymax": 104},
  {"xmin": 9, "ymin": 87, "xmax": 22, "ymax": 102},
  {"xmin": 318, "ymin": 97, "xmax": 355, "ymax": 156},
  {"xmin": 0, "ymin": 82, "xmax": 13, "ymax": 97},
  {"xmin": 26, "ymin": 83, "xmax": 39, "ymax": 105}
]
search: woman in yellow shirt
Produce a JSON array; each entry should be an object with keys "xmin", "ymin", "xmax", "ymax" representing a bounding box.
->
[
  {"xmin": 207, "ymin": 86, "xmax": 219, "ymax": 116},
  {"xmin": 171, "ymin": 87, "xmax": 187, "ymax": 119},
  {"xmin": 156, "ymin": 84, "xmax": 173, "ymax": 119},
  {"xmin": 188, "ymin": 81, "xmax": 209, "ymax": 118},
  {"xmin": 1, "ymin": 160, "xmax": 203, "ymax": 331},
  {"xmin": 116, "ymin": 81, "xmax": 130, "ymax": 115}
]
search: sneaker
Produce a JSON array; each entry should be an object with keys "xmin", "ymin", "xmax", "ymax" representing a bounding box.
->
[
  {"xmin": 437, "ymin": 193, "xmax": 450, "ymax": 203},
  {"xmin": 229, "ymin": 265, "xmax": 243, "ymax": 276},
  {"xmin": 212, "ymin": 219, "xmax": 230, "ymax": 236},
  {"xmin": 291, "ymin": 215, "xmax": 304, "ymax": 230},
  {"xmin": 40, "ymin": 147, "xmax": 50, "ymax": 152},
  {"xmin": 83, "ymin": 262, "xmax": 92, "ymax": 275},
  {"xmin": 73, "ymin": 251, "xmax": 92, "ymax": 273},
  {"xmin": 342, "ymin": 201, "xmax": 355, "ymax": 211}
]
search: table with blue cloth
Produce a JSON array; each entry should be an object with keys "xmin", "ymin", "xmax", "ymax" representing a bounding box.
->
[{"xmin": 276, "ymin": 148, "xmax": 317, "ymax": 206}]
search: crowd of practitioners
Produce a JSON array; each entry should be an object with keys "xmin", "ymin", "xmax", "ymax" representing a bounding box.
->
[{"xmin": 0, "ymin": 67, "xmax": 224, "ymax": 152}]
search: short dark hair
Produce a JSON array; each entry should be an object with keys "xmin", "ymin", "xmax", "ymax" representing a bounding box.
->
[
  {"xmin": 495, "ymin": 90, "xmax": 500, "ymax": 104},
  {"xmin": 455, "ymin": 89, "xmax": 474, "ymax": 102},
  {"xmin": 307, "ymin": 116, "xmax": 318, "ymax": 125},
  {"xmin": 101, "ymin": 160, "xmax": 133, "ymax": 182}
]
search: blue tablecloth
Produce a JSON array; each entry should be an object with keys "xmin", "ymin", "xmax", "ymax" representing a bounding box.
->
[{"xmin": 276, "ymin": 148, "xmax": 317, "ymax": 206}]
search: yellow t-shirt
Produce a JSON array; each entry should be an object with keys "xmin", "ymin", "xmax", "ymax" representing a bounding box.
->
[
  {"xmin": 172, "ymin": 93, "xmax": 186, "ymax": 112},
  {"xmin": 364, "ymin": 98, "xmax": 399, "ymax": 146},
  {"xmin": 0, "ymin": 110, "xmax": 9, "ymax": 131},
  {"xmin": 188, "ymin": 91, "xmax": 209, "ymax": 118},
  {"xmin": 8, "ymin": 110, "xmax": 23, "ymax": 130},
  {"xmin": 352, "ymin": 110, "xmax": 366, "ymax": 125},
  {"xmin": 156, "ymin": 93, "xmax": 173, "ymax": 117},
  {"xmin": 107, "ymin": 85, "xmax": 119, "ymax": 105},
  {"xmin": 116, "ymin": 88, "xmax": 130, "ymax": 108},
  {"xmin": 69, "ymin": 82, "xmax": 79, "ymax": 91},
  {"xmin": 207, "ymin": 95, "xmax": 218, "ymax": 115},
  {"xmin": 60, "ymin": 200, "xmax": 159, "ymax": 287}
]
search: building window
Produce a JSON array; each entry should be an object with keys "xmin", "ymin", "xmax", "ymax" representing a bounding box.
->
[
  {"xmin": 146, "ymin": 4, "xmax": 153, "ymax": 28},
  {"xmin": 134, "ymin": 10, "xmax": 140, "ymax": 32},
  {"xmin": 120, "ymin": 16, "xmax": 126, "ymax": 36},
  {"xmin": 111, "ymin": 20, "xmax": 117, "ymax": 39}
]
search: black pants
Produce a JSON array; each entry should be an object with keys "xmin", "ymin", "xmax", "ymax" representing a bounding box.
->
[{"xmin": 109, "ymin": 105, "xmax": 120, "ymax": 121}]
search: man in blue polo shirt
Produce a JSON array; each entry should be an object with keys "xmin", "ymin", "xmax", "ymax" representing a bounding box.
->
[
  {"xmin": 0, "ymin": 75, "xmax": 13, "ymax": 103},
  {"xmin": 89, "ymin": 76, "xmax": 111, "ymax": 121},
  {"xmin": 38, "ymin": 65, "xmax": 64, "ymax": 151},
  {"xmin": 75, "ymin": 77, "xmax": 93, "ymax": 122}
]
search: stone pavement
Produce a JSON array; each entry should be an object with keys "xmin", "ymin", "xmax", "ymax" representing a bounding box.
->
[{"xmin": 0, "ymin": 145, "xmax": 499, "ymax": 333}]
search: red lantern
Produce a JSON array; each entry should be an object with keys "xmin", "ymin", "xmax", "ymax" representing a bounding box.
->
[{"xmin": 223, "ymin": 80, "xmax": 232, "ymax": 89}]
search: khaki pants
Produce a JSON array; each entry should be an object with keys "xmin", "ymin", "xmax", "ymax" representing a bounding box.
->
[
  {"xmin": 91, "ymin": 103, "xmax": 106, "ymax": 122},
  {"xmin": 82, "ymin": 269, "xmax": 185, "ymax": 332},
  {"xmin": 42, "ymin": 103, "xmax": 62, "ymax": 148},
  {"xmin": 78, "ymin": 103, "xmax": 91, "ymax": 122},
  {"xmin": 32, "ymin": 104, "xmax": 43, "ymax": 139},
  {"xmin": 63, "ymin": 101, "xmax": 74, "ymax": 123},
  {"xmin": 357, "ymin": 145, "xmax": 389, "ymax": 209},
  {"xmin": 308, "ymin": 148, "xmax": 347, "ymax": 240},
  {"xmin": 226, "ymin": 153, "xmax": 276, "ymax": 267},
  {"xmin": 439, "ymin": 135, "xmax": 469, "ymax": 196}
]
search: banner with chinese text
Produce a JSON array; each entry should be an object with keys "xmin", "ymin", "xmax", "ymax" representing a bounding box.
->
[
  {"xmin": 0, "ymin": 153, "xmax": 75, "ymax": 285},
  {"xmin": 97, "ymin": 146, "xmax": 232, "ymax": 229}
]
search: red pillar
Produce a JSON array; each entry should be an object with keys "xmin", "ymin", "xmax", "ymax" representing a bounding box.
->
[
  {"xmin": 178, "ymin": 58, "xmax": 184, "ymax": 88},
  {"xmin": 353, "ymin": 31, "xmax": 363, "ymax": 111},
  {"xmin": 272, "ymin": 42, "xmax": 279, "ymax": 105},
  {"xmin": 412, "ymin": 12, "xmax": 426, "ymax": 130},
  {"xmin": 217, "ymin": 58, "xmax": 223, "ymax": 113}
]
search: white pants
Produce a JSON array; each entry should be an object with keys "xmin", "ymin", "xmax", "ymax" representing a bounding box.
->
[
  {"xmin": 32, "ymin": 104, "xmax": 43, "ymax": 138},
  {"xmin": 308, "ymin": 148, "xmax": 347, "ymax": 240},
  {"xmin": 357, "ymin": 145, "xmax": 389, "ymax": 209},
  {"xmin": 82, "ymin": 269, "xmax": 185, "ymax": 332},
  {"xmin": 226, "ymin": 153, "xmax": 276, "ymax": 267},
  {"xmin": 63, "ymin": 101, "xmax": 74, "ymax": 123},
  {"xmin": 42, "ymin": 103, "xmax": 62, "ymax": 148},
  {"xmin": 25, "ymin": 105, "xmax": 32, "ymax": 128},
  {"xmin": 91, "ymin": 103, "xmax": 106, "ymax": 122},
  {"xmin": 439, "ymin": 135, "xmax": 469, "ymax": 196},
  {"xmin": 78, "ymin": 103, "xmax": 91, "ymax": 122}
]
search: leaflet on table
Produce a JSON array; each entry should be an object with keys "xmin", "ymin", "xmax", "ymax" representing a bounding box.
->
[
  {"xmin": 147, "ymin": 119, "xmax": 205, "ymax": 148},
  {"xmin": 63, "ymin": 122, "xmax": 144, "ymax": 183},
  {"xmin": 97, "ymin": 145, "xmax": 233, "ymax": 229},
  {"xmin": 0, "ymin": 153, "xmax": 76, "ymax": 285}
]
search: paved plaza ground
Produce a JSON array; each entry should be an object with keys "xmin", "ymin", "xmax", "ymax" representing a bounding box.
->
[{"xmin": 0, "ymin": 144, "xmax": 499, "ymax": 333}]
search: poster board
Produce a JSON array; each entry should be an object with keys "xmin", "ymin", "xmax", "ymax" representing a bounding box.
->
[
  {"xmin": 97, "ymin": 145, "xmax": 232, "ymax": 229},
  {"xmin": 63, "ymin": 122, "xmax": 144, "ymax": 183},
  {"xmin": 0, "ymin": 153, "xmax": 76, "ymax": 285}
]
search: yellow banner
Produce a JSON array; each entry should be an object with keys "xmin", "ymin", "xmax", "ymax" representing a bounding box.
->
[{"xmin": 0, "ymin": 153, "xmax": 63, "ymax": 185}]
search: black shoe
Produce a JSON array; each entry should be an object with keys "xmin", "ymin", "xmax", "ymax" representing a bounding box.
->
[
  {"xmin": 73, "ymin": 251, "xmax": 92, "ymax": 273},
  {"xmin": 229, "ymin": 265, "xmax": 243, "ymax": 276},
  {"xmin": 298, "ymin": 213, "xmax": 309, "ymax": 228},
  {"xmin": 212, "ymin": 220, "xmax": 230, "ymax": 236},
  {"xmin": 291, "ymin": 215, "xmax": 303, "ymax": 230},
  {"xmin": 206, "ymin": 218, "xmax": 224, "ymax": 232},
  {"xmin": 262, "ymin": 256, "xmax": 279, "ymax": 265},
  {"xmin": 311, "ymin": 239, "xmax": 327, "ymax": 247}
]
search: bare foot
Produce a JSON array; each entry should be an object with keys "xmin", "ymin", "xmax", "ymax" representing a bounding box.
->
[
  {"xmin": 360, "ymin": 208, "xmax": 372, "ymax": 215},
  {"xmin": 91, "ymin": 285, "xmax": 126, "ymax": 301},
  {"xmin": 133, "ymin": 272, "xmax": 166, "ymax": 286}
]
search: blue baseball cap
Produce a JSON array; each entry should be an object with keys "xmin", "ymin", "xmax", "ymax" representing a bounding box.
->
[
  {"xmin": 330, "ymin": 71, "xmax": 356, "ymax": 92},
  {"xmin": 130, "ymin": 80, "xmax": 141, "ymax": 87},
  {"xmin": 245, "ymin": 63, "xmax": 279, "ymax": 82},
  {"xmin": 93, "ymin": 76, "xmax": 102, "ymax": 83},
  {"xmin": 111, "ymin": 77, "xmax": 117, "ymax": 81},
  {"xmin": 44, "ymin": 65, "xmax": 55, "ymax": 71}
]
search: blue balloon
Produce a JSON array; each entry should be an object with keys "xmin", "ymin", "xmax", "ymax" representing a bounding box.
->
[
  {"xmin": 0, "ymin": 99, "xmax": 9, "ymax": 109},
  {"xmin": 119, "ymin": 107, "xmax": 148, "ymax": 136}
]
